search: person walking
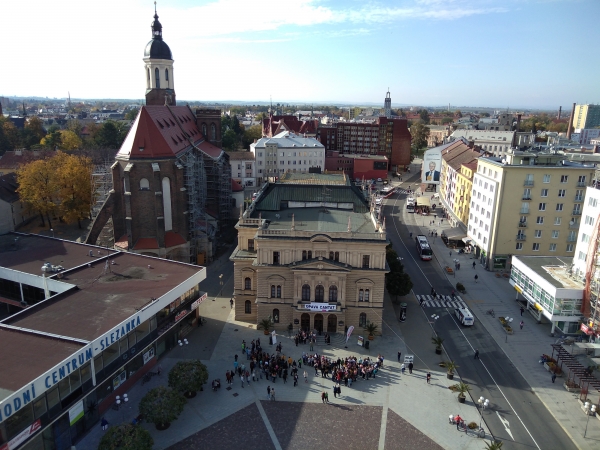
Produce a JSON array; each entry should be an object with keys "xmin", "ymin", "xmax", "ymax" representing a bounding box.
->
[
  {"xmin": 333, "ymin": 386, "xmax": 337, "ymax": 398},
  {"xmin": 309, "ymin": 339, "xmax": 314, "ymax": 351},
  {"xmin": 474, "ymin": 274, "xmax": 478, "ymax": 283},
  {"xmin": 101, "ymin": 417, "xmax": 109, "ymax": 431},
  {"xmin": 397, "ymin": 351, "xmax": 402, "ymax": 362},
  {"xmin": 304, "ymin": 370, "xmax": 308, "ymax": 383},
  {"xmin": 401, "ymin": 363, "xmax": 405, "ymax": 374},
  {"xmin": 230, "ymin": 298, "xmax": 234, "ymax": 308},
  {"xmin": 520, "ymin": 320, "xmax": 524, "ymax": 330},
  {"xmin": 324, "ymin": 391, "xmax": 329, "ymax": 403},
  {"xmin": 267, "ymin": 386, "xmax": 271, "ymax": 400},
  {"xmin": 520, "ymin": 306, "xmax": 525, "ymax": 316},
  {"xmin": 240, "ymin": 374, "xmax": 245, "ymax": 388},
  {"xmin": 271, "ymin": 387, "xmax": 275, "ymax": 401},
  {"xmin": 321, "ymin": 391, "xmax": 326, "ymax": 403},
  {"xmin": 473, "ymin": 261, "xmax": 476, "ymax": 269},
  {"xmin": 426, "ymin": 372, "xmax": 431, "ymax": 384},
  {"xmin": 552, "ymin": 373, "xmax": 557, "ymax": 383},
  {"xmin": 337, "ymin": 384, "xmax": 342, "ymax": 398},
  {"xmin": 408, "ymin": 362, "xmax": 413, "ymax": 374},
  {"xmin": 474, "ymin": 349, "xmax": 480, "ymax": 360},
  {"xmin": 293, "ymin": 373, "xmax": 298, "ymax": 387}
]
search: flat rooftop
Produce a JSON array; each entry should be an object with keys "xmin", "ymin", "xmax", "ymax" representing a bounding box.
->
[
  {"xmin": 257, "ymin": 208, "xmax": 377, "ymax": 234},
  {"xmin": 514, "ymin": 256, "xmax": 580, "ymax": 289}
]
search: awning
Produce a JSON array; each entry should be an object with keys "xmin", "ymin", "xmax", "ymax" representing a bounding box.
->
[
  {"xmin": 462, "ymin": 237, "xmax": 474, "ymax": 244},
  {"xmin": 416, "ymin": 197, "xmax": 431, "ymax": 206},
  {"xmin": 442, "ymin": 227, "xmax": 467, "ymax": 240}
]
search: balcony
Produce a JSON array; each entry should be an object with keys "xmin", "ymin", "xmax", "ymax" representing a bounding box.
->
[
  {"xmin": 524, "ymin": 180, "xmax": 534, "ymax": 187},
  {"xmin": 567, "ymin": 237, "xmax": 577, "ymax": 242},
  {"xmin": 516, "ymin": 234, "xmax": 526, "ymax": 241},
  {"xmin": 575, "ymin": 196, "xmax": 583, "ymax": 202},
  {"xmin": 522, "ymin": 197, "xmax": 532, "ymax": 201},
  {"xmin": 518, "ymin": 222, "xmax": 527, "ymax": 228},
  {"xmin": 572, "ymin": 209, "xmax": 582, "ymax": 216},
  {"xmin": 519, "ymin": 208, "xmax": 530, "ymax": 214},
  {"xmin": 569, "ymin": 222, "xmax": 579, "ymax": 229},
  {"xmin": 577, "ymin": 181, "xmax": 586, "ymax": 187}
]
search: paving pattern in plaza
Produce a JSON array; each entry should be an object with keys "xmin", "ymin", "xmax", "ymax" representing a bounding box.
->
[
  {"xmin": 166, "ymin": 400, "xmax": 445, "ymax": 450},
  {"xmin": 415, "ymin": 294, "xmax": 467, "ymax": 309}
]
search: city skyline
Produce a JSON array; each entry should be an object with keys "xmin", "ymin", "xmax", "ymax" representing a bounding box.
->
[{"xmin": 4, "ymin": 0, "xmax": 600, "ymax": 109}]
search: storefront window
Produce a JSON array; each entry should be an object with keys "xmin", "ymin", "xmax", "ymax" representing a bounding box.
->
[
  {"xmin": 58, "ymin": 377, "xmax": 70, "ymax": 400},
  {"xmin": 119, "ymin": 336, "xmax": 128, "ymax": 354},
  {"xmin": 135, "ymin": 319, "xmax": 151, "ymax": 342},
  {"xmin": 5, "ymin": 403, "xmax": 34, "ymax": 441},
  {"xmin": 94, "ymin": 354, "xmax": 103, "ymax": 374},
  {"xmin": 80, "ymin": 362, "xmax": 92, "ymax": 385},
  {"xmin": 128, "ymin": 332, "xmax": 137, "ymax": 349},
  {"xmin": 69, "ymin": 369, "xmax": 81, "ymax": 392},
  {"xmin": 103, "ymin": 341, "xmax": 119, "ymax": 366},
  {"xmin": 46, "ymin": 386, "xmax": 60, "ymax": 416},
  {"xmin": 33, "ymin": 395, "xmax": 47, "ymax": 420}
]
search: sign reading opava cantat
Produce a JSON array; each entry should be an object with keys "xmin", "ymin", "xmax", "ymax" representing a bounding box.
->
[{"xmin": 304, "ymin": 303, "xmax": 336, "ymax": 312}]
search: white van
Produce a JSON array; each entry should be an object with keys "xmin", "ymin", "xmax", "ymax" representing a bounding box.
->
[{"xmin": 455, "ymin": 308, "xmax": 474, "ymax": 326}]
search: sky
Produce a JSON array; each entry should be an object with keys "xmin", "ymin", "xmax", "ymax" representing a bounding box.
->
[{"xmin": 3, "ymin": 0, "xmax": 600, "ymax": 109}]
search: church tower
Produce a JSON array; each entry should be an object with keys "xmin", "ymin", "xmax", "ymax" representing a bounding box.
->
[
  {"xmin": 384, "ymin": 89, "xmax": 391, "ymax": 118},
  {"xmin": 144, "ymin": 4, "xmax": 176, "ymax": 106}
]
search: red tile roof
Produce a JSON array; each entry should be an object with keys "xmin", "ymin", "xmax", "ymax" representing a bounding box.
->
[
  {"xmin": 197, "ymin": 139, "xmax": 223, "ymax": 159},
  {"xmin": 117, "ymin": 105, "xmax": 204, "ymax": 160},
  {"xmin": 164, "ymin": 231, "xmax": 186, "ymax": 248},
  {"xmin": 0, "ymin": 150, "xmax": 56, "ymax": 170},
  {"xmin": 133, "ymin": 237, "xmax": 159, "ymax": 250},
  {"xmin": 231, "ymin": 178, "xmax": 244, "ymax": 192},
  {"xmin": 263, "ymin": 115, "xmax": 319, "ymax": 137}
]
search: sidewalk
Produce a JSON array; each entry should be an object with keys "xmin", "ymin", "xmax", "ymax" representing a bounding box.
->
[{"xmin": 414, "ymin": 187, "xmax": 600, "ymax": 449}]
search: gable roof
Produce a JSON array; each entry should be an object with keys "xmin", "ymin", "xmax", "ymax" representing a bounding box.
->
[
  {"xmin": 441, "ymin": 141, "xmax": 481, "ymax": 170},
  {"xmin": 0, "ymin": 150, "xmax": 56, "ymax": 170},
  {"xmin": 117, "ymin": 105, "xmax": 204, "ymax": 160}
]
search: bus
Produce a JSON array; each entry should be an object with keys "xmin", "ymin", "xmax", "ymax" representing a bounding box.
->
[
  {"xmin": 406, "ymin": 197, "xmax": 415, "ymax": 213},
  {"xmin": 415, "ymin": 235, "xmax": 433, "ymax": 260}
]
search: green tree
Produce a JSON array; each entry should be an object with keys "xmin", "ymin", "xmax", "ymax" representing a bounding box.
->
[
  {"xmin": 138, "ymin": 386, "xmax": 186, "ymax": 429},
  {"xmin": 255, "ymin": 112, "xmax": 267, "ymax": 123},
  {"xmin": 222, "ymin": 129, "xmax": 239, "ymax": 151},
  {"xmin": 97, "ymin": 423, "xmax": 153, "ymax": 450},
  {"xmin": 419, "ymin": 109, "xmax": 430, "ymax": 124},
  {"xmin": 168, "ymin": 360, "xmax": 209, "ymax": 397},
  {"xmin": 94, "ymin": 121, "xmax": 129, "ymax": 149},
  {"xmin": 23, "ymin": 117, "xmax": 46, "ymax": 147},
  {"xmin": 232, "ymin": 115, "xmax": 241, "ymax": 134},
  {"xmin": 242, "ymin": 124, "xmax": 263, "ymax": 148},
  {"xmin": 59, "ymin": 130, "xmax": 83, "ymax": 151},
  {"xmin": 124, "ymin": 108, "xmax": 139, "ymax": 121},
  {"xmin": 386, "ymin": 246, "xmax": 403, "ymax": 273},
  {"xmin": 410, "ymin": 122, "xmax": 430, "ymax": 151},
  {"xmin": 386, "ymin": 271, "xmax": 413, "ymax": 300},
  {"xmin": 40, "ymin": 131, "xmax": 62, "ymax": 149},
  {"xmin": 0, "ymin": 117, "xmax": 20, "ymax": 154}
]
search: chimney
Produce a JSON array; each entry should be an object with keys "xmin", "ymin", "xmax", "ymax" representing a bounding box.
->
[
  {"xmin": 558, "ymin": 106, "xmax": 562, "ymax": 120},
  {"xmin": 567, "ymin": 102, "xmax": 576, "ymax": 139}
]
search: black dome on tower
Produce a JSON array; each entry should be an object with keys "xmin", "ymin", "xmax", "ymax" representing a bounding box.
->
[{"xmin": 144, "ymin": 8, "xmax": 172, "ymax": 60}]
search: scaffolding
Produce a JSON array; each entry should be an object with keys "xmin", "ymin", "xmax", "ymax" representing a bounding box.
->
[
  {"xmin": 203, "ymin": 152, "xmax": 232, "ymax": 226},
  {"xmin": 91, "ymin": 161, "xmax": 112, "ymax": 220},
  {"xmin": 178, "ymin": 148, "xmax": 209, "ymax": 265}
]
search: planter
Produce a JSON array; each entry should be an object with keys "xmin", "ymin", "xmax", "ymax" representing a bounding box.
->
[
  {"xmin": 563, "ymin": 383, "xmax": 581, "ymax": 393},
  {"xmin": 544, "ymin": 362, "xmax": 562, "ymax": 376},
  {"xmin": 263, "ymin": 330, "xmax": 269, "ymax": 335},
  {"xmin": 155, "ymin": 422, "xmax": 171, "ymax": 430},
  {"xmin": 445, "ymin": 266, "xmax": 454, "ymax": 274},
  {"xmin": 447, "ymin": 373, "xmax": 454, "ymax": 380},
  {"xmin": 503, "ymin": 326, "xmax": 513, "ymax": 335},
  {"xmin": 435, "ymin": 348, "xmax": 442, "ymax": 355},
  {"xmin": 368, "ymin": 335, "xmax": 374, "ymax": 340},
  {"xmin": 458, "ymin": 395, "xmax": 466, "ymax": 404}
]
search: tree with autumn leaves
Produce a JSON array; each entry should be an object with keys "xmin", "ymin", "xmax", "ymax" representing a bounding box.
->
[{"xmin": 17, "ymin": 152, "xmax": 93, "ymax": 229}]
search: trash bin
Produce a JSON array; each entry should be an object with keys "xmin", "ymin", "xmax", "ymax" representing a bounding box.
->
[{"xmin": 364, "ymin": 340, "xmax": 370, "ymax": 350}]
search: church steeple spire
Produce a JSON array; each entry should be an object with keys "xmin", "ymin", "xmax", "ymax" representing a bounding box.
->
[{"xmin": 151, "ymin": 2, "xmax": 163, "ymax": 40}]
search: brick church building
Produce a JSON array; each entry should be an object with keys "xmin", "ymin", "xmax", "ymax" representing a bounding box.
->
[{"xmin": 87, "ymin": 8, "xmax": 231, "ymax": 264}]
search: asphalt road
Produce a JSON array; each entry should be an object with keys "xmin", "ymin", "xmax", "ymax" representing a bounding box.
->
[{"xmin": 382, "ymin": 181, "xmax": 576, "ymax": 450}]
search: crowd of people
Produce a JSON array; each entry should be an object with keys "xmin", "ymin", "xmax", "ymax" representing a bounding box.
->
[{"xmin": 224, "ymin": 337, "xmax": 386, "ymax": 400}]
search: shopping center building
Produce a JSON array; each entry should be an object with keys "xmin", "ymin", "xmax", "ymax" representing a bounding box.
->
[{"xmin": 0, "ymin": 234, "xmax": 206, "ymax": 450}]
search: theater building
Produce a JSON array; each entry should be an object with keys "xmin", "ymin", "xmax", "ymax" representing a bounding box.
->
[
  {"xmin": 230, "ymin": 173, "xmax": 388, "ymax": 335},
  {"xmin": 0, "ymin": 234, "xmax": 206, "ymax": 449}
]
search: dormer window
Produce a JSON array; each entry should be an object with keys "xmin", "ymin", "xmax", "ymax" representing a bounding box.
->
[{"xmin": 139, "ymin": 147, "xmax": 144, "ymax": 152}]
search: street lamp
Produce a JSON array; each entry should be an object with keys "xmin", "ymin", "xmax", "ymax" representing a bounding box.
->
[
  {"xmin": 505, "ymin": 317, "xmax": 514, "ymax": 343},
  {"xmin": 478, "ymin": 396, "xmax": 489, "ymax": 429},
  {"xmin": 50, "ymin": 228, "xmax": 54, "ymax": 238},
  {"xmin": 215, "ymin": 273, "xmax": 224, "ymax": 301},
  {"xmin": 584, "ymin": 402, "xmax": 597, "ymax": 438}
]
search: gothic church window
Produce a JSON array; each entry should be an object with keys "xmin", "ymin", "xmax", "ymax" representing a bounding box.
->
[
  {"xmin": 155, "ymin": 68, "xmax": 160, "ymax": 89},
  {"xmin": 139, "ymin": 178, "xmax": 150, "ymax": 190},
  {"xmin": 210, "ymin": 123, "xmax": 216, "ymax": 141}
]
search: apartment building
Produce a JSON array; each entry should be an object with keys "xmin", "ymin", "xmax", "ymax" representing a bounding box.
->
[
  {"xmin": 250, "ymin": 131, "xmax": 325, "ymax": 184},
  {"xmin": 228, "ymin": 151, "xmax": 256, "ymax": 188},
  {"xmin": 573, "ymin": 104, "xmax": 600, "ymax": 130},
  {"xmin": 467, "ymin": 151, "xmax": 595, "ymax": 270},
  {"xmin": 230, "ymin": 172, "xmax": 388, "ymax": 334},
  {"xmin": 448, "ymin": 129, "xmax": 534, "ymax": 155}
]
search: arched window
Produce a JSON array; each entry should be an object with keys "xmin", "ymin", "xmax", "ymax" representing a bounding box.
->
[
  {"xmin": 302, "ymin": 250, "xmax": 307, "ymax": 261},
  {"xmin": 364, "ymin": 289, "xmax": 370, "ymax": 302},
  {"xmin": 359, "ymin": 313, "xmax": 367, "ymax": 327},
  {"xmin": 147, "ymin": 68, "xmax": 150, "ymax": 88},
  {"xmin": 273, "ymin": 309, "xmax": 279, "ymax": 323},
  {"xmin": 307, "ymin": 250, "xmax": 312, "ymax": 259},
  {"xmin": 245, "ymin": 300, "xmax": 251, "ymax": 314},
  {"xmin": 162, "ymin": 177, "xmax": 172, "ymax": 231},
  {"xmin": 210, "ymin": 123, "xmax": 216, "ymax": 141},
  {"xmin": 334, "ymin": 252, "xmax": 339, "ymax": 262},
  {"xmin": 165, "ymin": 68, "xmax": 169, "ymax": 84},
  {"xmin": 244, "ymin": 277, "xmax": 251, "ymax": 290},
  {"xmin": 202, "ymin": 123, "xmax": 207, "ymax": 137},
  {"xmin": 329, "ymin": 286, "xmax": 338, "ymax": 302},
  {"xmin": 155, "ymin": 67, "xmax": 160, "ymax": 89},
  {"xmin": 139, "ymin": 178, "xmax": 149, "ymax": 190},
  {"xmin": 276, "ymin": 285, "xmax": 281, "ymax": 298},
  {"xmin": 329, "ymin": 251, "xmax": 334, "ymax": 260},
  {"xmin": 358, "ymin": 289, "xmax": 364, "ymax": 302},
  {"xmin": 271, "ymin": 285, "xmax": 276, "ymax": 298},
  {"xmin": 302, "ymin": 284, "xmax": 310, "ymax": 301},
  {"xmin": 315, "ymin": 285, "xmax": 324, "ymax": 302}
]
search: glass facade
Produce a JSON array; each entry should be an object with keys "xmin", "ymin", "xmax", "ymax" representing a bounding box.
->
[{"xmin": 510, "ymin": 266, "xmax": 582, "ymax": 316}]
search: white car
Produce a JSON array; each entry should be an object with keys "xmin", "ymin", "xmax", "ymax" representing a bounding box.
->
[
  {"xmin": 377, "ymin": 178, "xmax": 383, "ymax": 182},
  {"xmin": 375, "ymin": 197, "xmax": 383, "ymax": 205}
]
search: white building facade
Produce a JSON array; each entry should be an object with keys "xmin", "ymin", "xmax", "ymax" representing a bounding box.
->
[
  {"xmin": 250, "ymin": 131, "xmax": 325, "ymax": 184},
  {"xmin": 467, "ymin": 169, "xmax": 500, "ymax": 258}
]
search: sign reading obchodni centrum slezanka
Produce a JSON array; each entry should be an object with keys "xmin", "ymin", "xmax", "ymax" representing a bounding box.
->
[{"xmin": 0, "ymin": 313, "xmax": 144, "ymax": 423}]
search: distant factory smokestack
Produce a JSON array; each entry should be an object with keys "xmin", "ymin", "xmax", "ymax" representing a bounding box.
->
[
  {"xmin": 558, "ymin": 106, "xmax": 562, "ymax": 120},
  {"xmin": 567, "ymin": 102, "xmax": 576, "ymax": 139}
]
